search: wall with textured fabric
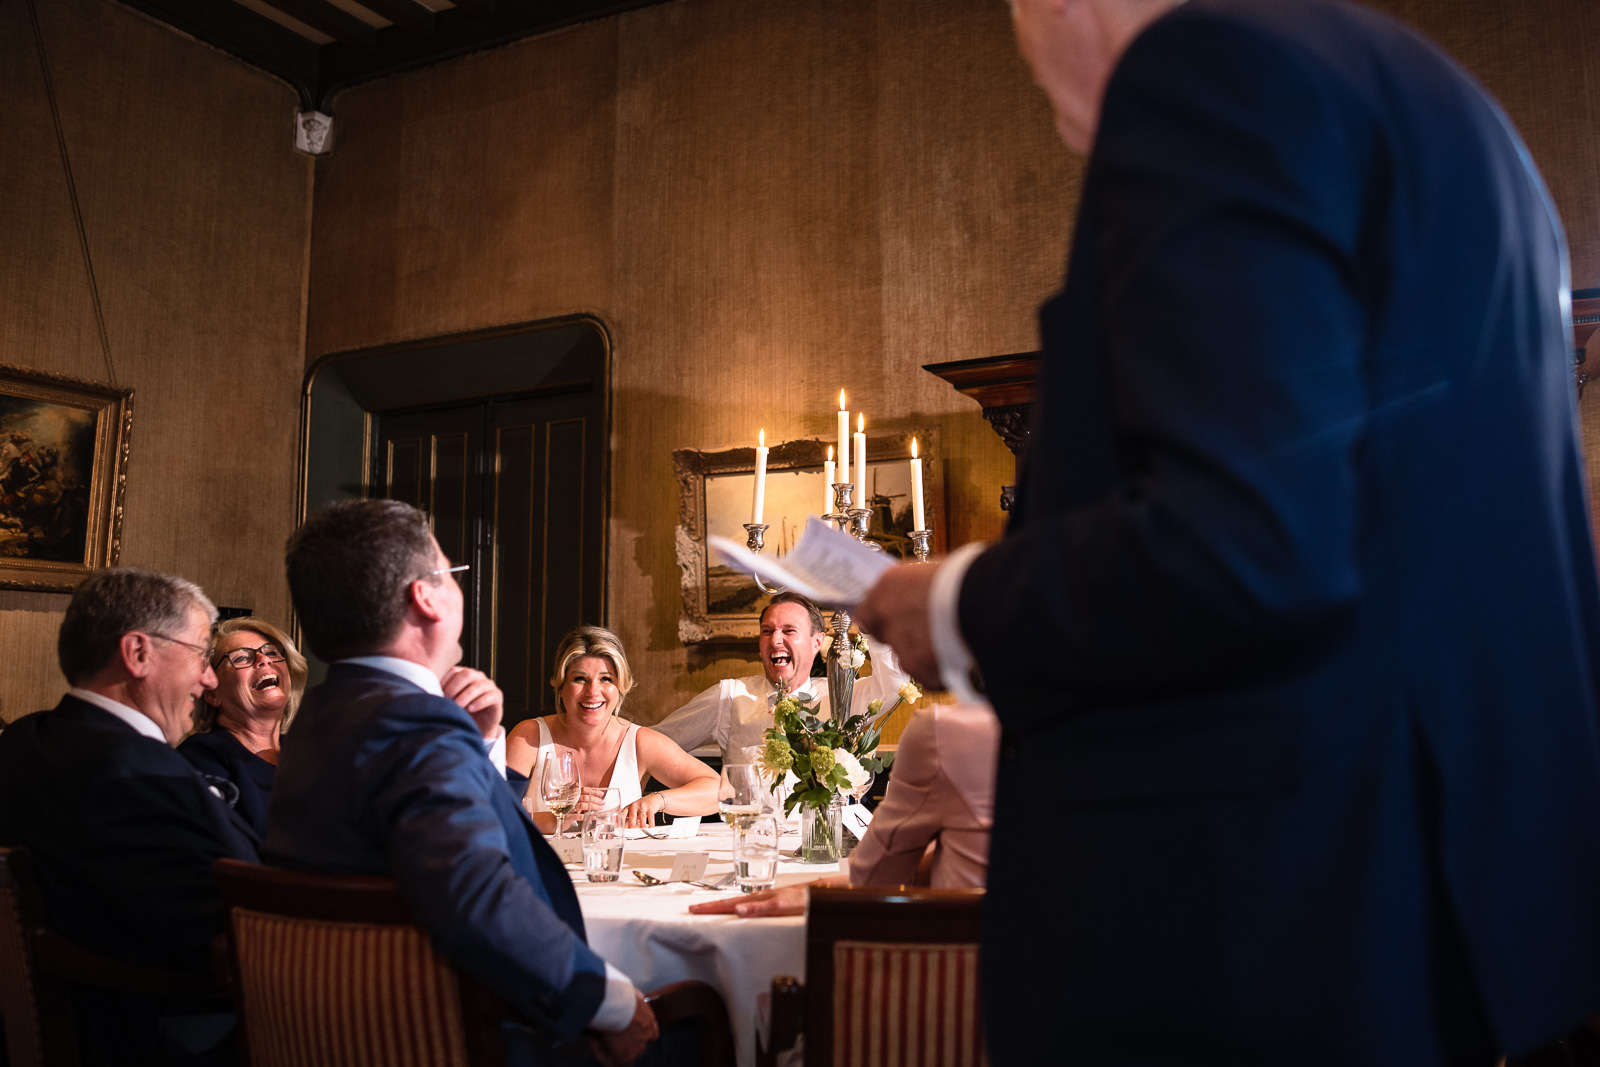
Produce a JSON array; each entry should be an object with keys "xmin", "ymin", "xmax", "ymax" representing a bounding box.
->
[
  {"xmin": 306, "ymin": 0, "xmax": 1062, "ymax": 722},
  {"xmin": 0, "ymin": 0, "xmax": 310, "ymax": 721},
  {"xmin": 5, "ymin": 0, "xmax": 1596, "ymax": 726},
  {"xmin": 305, "ymin": 0, "xmax": 1600, "ymax": 724}
]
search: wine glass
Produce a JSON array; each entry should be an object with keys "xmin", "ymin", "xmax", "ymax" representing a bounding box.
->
[
  {"xmin": 541, "ymin": 748, "xmax": 582, "ymax": 838},
  {"xmin": 847, "ymin": 768, "xmax": 875, "ymax": 806},
  {"xmin": 718, "ymin": 762, "xmax": 767, "ymax": 831}
]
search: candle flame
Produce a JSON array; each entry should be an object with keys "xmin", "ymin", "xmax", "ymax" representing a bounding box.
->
[
  {"xmin": 758, "ymin": 428, "xmax": 765, "ymax": 447},
  {"xmin": 827, "ymin": 445, "xmax": 834, "ymax": 460},
  {"xmin": 857, "ymin": 413, "xmax": 864, "ymax": 433},
  {"xmin": 839, "ymin": 389, "xmax": 847, "ymax": 410},
  {"xmin": 912, "ymin": 437, "xmax": 919, "ymax": 459}
]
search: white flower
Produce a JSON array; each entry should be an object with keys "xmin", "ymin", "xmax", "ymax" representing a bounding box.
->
[
  {"xmin": 846, "ymin": 647, "xmax": 866, "ymax": 670},
  {"xmin": 833, "ymin": 749, "xmax": 869, "ymax": 795}
]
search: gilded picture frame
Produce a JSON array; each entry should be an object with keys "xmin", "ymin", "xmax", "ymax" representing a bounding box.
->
[
  {"xmin": 0, "ymin": 364, "xmax": 133, "ymax": 591},
  {"xmin": 674, "ymin": 430, "xmax": 941, "ymax": 643}
]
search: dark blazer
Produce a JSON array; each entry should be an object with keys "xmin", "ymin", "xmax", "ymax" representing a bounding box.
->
[
  {"xmin": 261, "ymin": 662, "xmax": 608, "ymax": 1040},
  {"xmin": 960, "ymin": 1, "xmax": 1600, "ymax": 1063},
  {"xmin": 0, "ymin": 695, "xmax": 259, "ymax": 973},
  {"xmin": 178, "ymin": 728, "xmax": 276, "ymax": 839},
  {"xmin": 0, "ymin": 695, "xmax": 259, "ymax": 1065}
]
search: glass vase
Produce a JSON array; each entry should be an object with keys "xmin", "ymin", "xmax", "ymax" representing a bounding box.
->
[{"xmin": 799, "ymin": 793, "xmax": 844, "ymax": 863}]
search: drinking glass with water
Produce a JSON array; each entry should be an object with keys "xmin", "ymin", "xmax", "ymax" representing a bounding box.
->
[
  {"xmin": 581, "ymin": 806, "xmax": 626, "ymax": 882},
  {"xmin": 733, "ymin": 813, "xmax": 780, "ymax": 893}
]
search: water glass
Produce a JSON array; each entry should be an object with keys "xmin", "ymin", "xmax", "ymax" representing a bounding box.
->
[
  {"xmin": 733, "ymin": 813, "xmax": 780, "ymax": 893},
  {"xmin": 718, "ymin": 762, "xmax": 768, "ymax": 830},
  {"xmin": 581, "ymin": 806, "xmax": 626, "ymax": 883}
]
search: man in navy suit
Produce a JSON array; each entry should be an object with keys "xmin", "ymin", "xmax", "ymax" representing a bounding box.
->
[
  {"xmin": 0, "ymin": 566, "xmax": 259, "ymax": 1064},
  {"xmin": 264, "ymin": 499, "xmax": 657, "ymax": 1065},
  {"xmin": 858, "ymin": 0, "xmax": 1600, "ymax": 1063}
]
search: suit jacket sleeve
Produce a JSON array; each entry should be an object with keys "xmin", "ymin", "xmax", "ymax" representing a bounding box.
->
[
  {"xmin": 82, "ymin": 744, "xmax": 260, "ymax": 972},
  {"xmin": 962, "ymin": 15, "xmax": 1372, "ymax": 723},
  {"xmin": 365, "ymin": 695, "xmax": 608, "ymax": 1037}
]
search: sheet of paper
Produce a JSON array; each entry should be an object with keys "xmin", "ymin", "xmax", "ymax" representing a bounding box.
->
[
  {"xmin": 708, "ymin": 516, "xmax": 895, "ymax": 609},
  {"xmin": 666, "ymin": 816, "xmax": 702, "ymax": 838},
  {"xmin": 841, "ymin": 803, "xmax": 873, "ymax": 841},
  {"xmin": 551, "ymin": 836, "xmax": 583, "ymax": 864},
  {"xmin": 668, "ymin": 852, "xmax": 709, "ymax": 882}
]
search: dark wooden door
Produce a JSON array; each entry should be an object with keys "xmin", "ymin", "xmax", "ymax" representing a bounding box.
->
[{"xmin": 371, "ymin": 382, "xmax": 605, "ymax": 727}]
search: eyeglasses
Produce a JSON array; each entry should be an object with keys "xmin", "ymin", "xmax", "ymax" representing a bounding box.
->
[
  {"xmin": 419, "ymin": 563, "xmax": 469, "ymax": 582},
  {"xmin": 215, "ymin": 643, "xmax": 287, "ymax": 670},
  {"xmin": 146, "ymin": 632, "xmax": 213, "ymax": 664}
]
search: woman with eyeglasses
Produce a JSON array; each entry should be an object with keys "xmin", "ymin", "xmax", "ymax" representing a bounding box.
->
[{"xmin": 177, "ymin": 616, "xmax": 307, "ymax": 837}]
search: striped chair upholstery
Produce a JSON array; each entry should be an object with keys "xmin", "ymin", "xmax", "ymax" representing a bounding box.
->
[
  {"xmin": 228, "ymin": 908, "xmax": 472, "ymax": 1067},
  {"xmin": 762, "ymin": 886, "xmax": 988, "ymax": 1067},
  {"xmin": 832, "ymin": 940, "xmax": 986, "ymax": 1067},
  {"xmin": 215, "ymin": 858, "xmax": 507, "ymax": 1067},
  {"xmin": 216, "ymin": 858, "xmax": 739, "ymax": 1067}
]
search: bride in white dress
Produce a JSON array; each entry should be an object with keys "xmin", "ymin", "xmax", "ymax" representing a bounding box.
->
[{"xmin": 507, "ymin": 625, "xmax": 718, "ymax": 831}]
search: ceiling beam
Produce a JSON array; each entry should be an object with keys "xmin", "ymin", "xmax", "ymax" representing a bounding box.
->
[
  {"xmin": 257, "ymin": 0, "xmax": 379, "ymax": 51},
  {"xmin": 351, "ymin": 0, "xmax": 436, "ymax": 36}
]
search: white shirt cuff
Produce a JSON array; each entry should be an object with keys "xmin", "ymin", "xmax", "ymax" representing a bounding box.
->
[
  {"xmin": 589, "ymin": 962, "xmax": 640, "ymax": 1031},
  {"xmin": 482, "ymin": 725, "xmax": 507, "ymax": 778},
  {"xmin": 929, "ymin": 541, "xmax": 987, "ymax": 705}
]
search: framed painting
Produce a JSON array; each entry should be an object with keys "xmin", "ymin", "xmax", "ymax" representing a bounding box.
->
[
  {"xmin": 674, "ymin": 430, "xmax": 941, "ymax": 643},
  {"xmin": 0, "ymin": 364, "xmax": 133, "ymax": 591}
]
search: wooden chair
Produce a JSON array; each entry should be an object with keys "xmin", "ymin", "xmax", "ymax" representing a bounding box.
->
[
  {"xmin": 0, "ymin": 846, "xmax": 218, "ymax": 1067},
  {"xmin": 214, "ymin": 858, "xmax": 735, "ymax": 1067},
  {"xmin": 761, "ymin": 886, "xmax": 988, "ymax": 1067}
]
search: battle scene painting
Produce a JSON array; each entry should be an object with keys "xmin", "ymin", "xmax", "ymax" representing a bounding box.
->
[
  {"xmin": 0, "ymin": 397, "xmax": 97, "ymax": 562},
  {"xmin": 0, "ymin": 365, "xmax": 131, "ymax": 591}
]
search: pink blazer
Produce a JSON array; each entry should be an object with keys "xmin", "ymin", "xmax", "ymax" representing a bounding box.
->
[{"xmin": 848, "ymin": 702, "xmax": 998, "ymax": 889}]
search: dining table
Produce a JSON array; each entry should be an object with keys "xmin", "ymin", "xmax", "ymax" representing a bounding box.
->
[{"xmin": 561, "ymin": 820, "xmax": 840, "ymax": 1067}]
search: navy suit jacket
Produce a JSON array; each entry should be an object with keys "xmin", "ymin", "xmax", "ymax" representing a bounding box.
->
[
  {"xmin": 961, "ymin": 1, "xmax": 1600, "ymax": 1063},
  {"xmin": 0, "ymin": 695, "xmax": 259, "ymax": 975},
  {"xmin": 262, "ymin": 663, "xmax": 607, "ymax": 1040}
]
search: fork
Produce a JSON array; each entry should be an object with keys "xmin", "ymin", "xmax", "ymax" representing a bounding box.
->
[{"xmin": 687, "ymin": 872, "xmax": 736, "ymax": 891}]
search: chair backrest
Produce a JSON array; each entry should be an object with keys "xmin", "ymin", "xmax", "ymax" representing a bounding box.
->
[
  {"xmin": 0, "ymin": 847, "xmax": 212, "ymax": 1067},
  {"xmin": 0, "ymin": 845, "xmax": 67, "ymax": 1067},
  {"xmin": 804, "ymin": 886, "xmax": 987, "ymax": 1067},
  {"xmin": 214, "ymin": 858, "xmax": 508, "ymax": 1067}
]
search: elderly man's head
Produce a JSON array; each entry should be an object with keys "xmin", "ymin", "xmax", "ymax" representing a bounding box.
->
[
  {"xmin": 758, "ymin": 593, "xmax": 826, "ymax": 691},
  {"xmin": 58, "ymin": 567, "xmax": 218, "ymax": 742},
  {"xmin": 1007, "ymin": 0, "xmax": 1183, "ymax": 152},
  {"xmin": 286, "ymin": 499, "xmax": 463, "ymax": 666}
]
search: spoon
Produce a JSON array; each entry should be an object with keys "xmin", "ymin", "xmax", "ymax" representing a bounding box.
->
[{"xmin": 633, "ymin": 870, "xmax": 667, "ymax": 885}]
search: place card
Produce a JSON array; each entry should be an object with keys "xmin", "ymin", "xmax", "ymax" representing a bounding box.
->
[
  {"xmin": 668, "ymin": 852, "xmax": 709, "ymax": 883},
  {"xmin": 550, "ymin": 836, "xmax": 583, "ymax": 864},
  {"xmin": 841, "ymin": 803, "xmax": 873, "ymax": 841},
  {"xmin": 666, "ymin": 816, "xmax": 701, "ymax": 839}
]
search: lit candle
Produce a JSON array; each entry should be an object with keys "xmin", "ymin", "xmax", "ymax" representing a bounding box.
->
[
  {"xmin": 910, "ymin": 437, "xmax": 926, "ymax": 531},
  {"xmin": 853, "ymin": 413, "xmax": 867, "ymax": 499},
  {"xmin": 837, "ymin": 389, "xmax": 850, "ymax": 488},
  {"xmin": 823, "ymin": 446, "xmax": 836, "ymax": 516},
  {"xmin": 752, "ymin": 429, "xmax": 769, "ymax": 525}
]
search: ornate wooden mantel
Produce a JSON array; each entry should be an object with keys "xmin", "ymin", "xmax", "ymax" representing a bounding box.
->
[{"xmin": 924, "ymin": 352, "xmax": 1039, "ymax": 511}]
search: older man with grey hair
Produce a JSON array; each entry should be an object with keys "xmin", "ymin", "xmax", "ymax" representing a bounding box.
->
[{"xmin": 0, "ymin": 566, "xmax": 259, "ymax": 1065}]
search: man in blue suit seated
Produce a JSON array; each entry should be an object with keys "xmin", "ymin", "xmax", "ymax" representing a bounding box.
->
[
  {"xmin": 264, "ymin": 499, "xmax": 657, "ymax": 1065},
  {"xmin": 0, "ymin": 566, "xmax": 259, "ymax": 1065}
]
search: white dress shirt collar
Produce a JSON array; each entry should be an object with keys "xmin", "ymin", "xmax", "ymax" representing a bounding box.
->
[
  {"xmin": 339, "ymin": 655, "xmax": 444, "ymax": 696},
  {"xmin": 68, "ymin": 687, "xmax": 166, "ymax": 743}
]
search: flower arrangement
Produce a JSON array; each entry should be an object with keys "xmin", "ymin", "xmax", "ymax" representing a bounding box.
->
[{"xmin": 758, "ymin": 679, "xmax": 920, "ymax": 818}]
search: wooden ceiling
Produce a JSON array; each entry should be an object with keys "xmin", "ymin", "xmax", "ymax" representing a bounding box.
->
[{"xmin": 114, "ymin": 0, "xmax": 675, "ymax": 111}]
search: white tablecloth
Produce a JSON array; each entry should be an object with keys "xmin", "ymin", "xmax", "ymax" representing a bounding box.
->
[{"xmin": 566, "ymin": 823, "xmax": 837, "ymax": 1067}]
